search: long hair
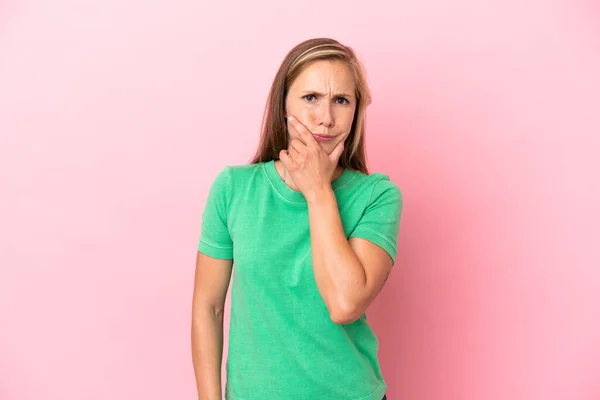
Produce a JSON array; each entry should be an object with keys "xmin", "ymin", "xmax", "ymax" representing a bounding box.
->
[{"xmin": 249, "ymin": 38, "xmax": 372, "ymax": 174}]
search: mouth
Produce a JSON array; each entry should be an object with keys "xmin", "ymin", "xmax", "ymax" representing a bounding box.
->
[{"xmin": 313, "ymin": 134, "xmax": 335, "ymax": 143}]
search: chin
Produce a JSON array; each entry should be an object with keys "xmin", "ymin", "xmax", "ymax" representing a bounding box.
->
[{"xmin": 324, "ymin": 144, "xmax": 339, "ymax": 155}]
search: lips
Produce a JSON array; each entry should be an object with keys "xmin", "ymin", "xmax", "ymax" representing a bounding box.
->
[{"xmin": 313, "ymin": 134, "xmax": 334, "ymax": 143}]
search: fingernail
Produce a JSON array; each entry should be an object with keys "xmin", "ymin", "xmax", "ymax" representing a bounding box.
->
[{"xmin": 288, "ymin": 116, "xmax": 295, "ymax": 122}]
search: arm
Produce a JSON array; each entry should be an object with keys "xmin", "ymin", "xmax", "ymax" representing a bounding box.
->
[
  {"xmin": 280, "ymin": 117, "xmax": 399, "ymax": 325},
  {"xmin": 191, "ymin": 251, "xmax": 233, "ymax": 400},
  {"xmin": 306, "ymin": 188, "xmax": 393, "ymax": 325}
]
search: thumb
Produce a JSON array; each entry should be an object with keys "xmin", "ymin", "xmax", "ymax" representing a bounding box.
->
[{"xmin": 329, "ymin": 139, "xmax": 345, "ymax": 163}]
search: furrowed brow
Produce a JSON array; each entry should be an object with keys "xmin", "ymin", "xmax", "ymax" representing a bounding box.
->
[{"xmin": 301, "ymin": 90, "xmax": 353, "ymax": 98}]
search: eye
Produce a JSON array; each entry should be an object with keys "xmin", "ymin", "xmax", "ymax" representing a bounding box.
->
[
  {"xmin": 303, "ymin": 94, "xmax": 316, "ymax": 102},
  {"xmin": 335, "ymin": 97, "xmax": 350, "ymax": 105}
]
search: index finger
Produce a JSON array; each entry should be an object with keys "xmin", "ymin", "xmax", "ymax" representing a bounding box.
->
[{"xmin": 288, "ymin": 116, "xmax": 317, "ymax": 146}]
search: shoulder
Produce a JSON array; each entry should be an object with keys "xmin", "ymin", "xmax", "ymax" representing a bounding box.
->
[
  {"xmin": 212, "ymin": 162, "xmax": 265, "ymax": 178},
  {"xmin": 227, "ymin": 162, "xmax": 265, "ymax": 174},
  {"xmin": 209, "ymin": 162, "xmax": 268, "ymax": 190},
  {"xmin": 347, "ymin": 170, "xmax": 402, "ymax": 204},
  {"xmin": 220, "ymin": 162, "xmax": 266, "ymax": 182}
]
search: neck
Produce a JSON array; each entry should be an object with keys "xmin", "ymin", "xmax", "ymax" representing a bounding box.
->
[{"xmin": 274, "ymin": 160, "xmax": 343, "ymax": 192}]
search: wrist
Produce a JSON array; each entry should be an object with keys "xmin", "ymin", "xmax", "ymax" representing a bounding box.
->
[{"xmin": 305, "ymin": 185, "xmax": 335, "ymax": 205}]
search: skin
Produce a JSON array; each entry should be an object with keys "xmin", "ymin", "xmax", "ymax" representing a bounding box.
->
[
  {"xmin": 191, "ymin": 254, "xmax": 232, "ymax": 400},
  {"xmin": 276, "ymin": 59, "xmax": 393, "ymax": 324},
  {"xmin": 191, "ymin": 59, "xmax": 393, "ymax": 399},
  {"xmin": 276, "ymin": 59, "xmax": 355, "ymax": 190}
]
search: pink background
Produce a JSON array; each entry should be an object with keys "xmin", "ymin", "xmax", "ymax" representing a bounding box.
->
[{"xmin": 1, "ymin": 1, "xmax": 599, "ymax": 399}]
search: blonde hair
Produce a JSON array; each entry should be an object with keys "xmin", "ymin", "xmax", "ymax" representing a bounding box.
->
[{"xmin": 249, "ymin": 38, "xmax": 372, "ymax": 174}]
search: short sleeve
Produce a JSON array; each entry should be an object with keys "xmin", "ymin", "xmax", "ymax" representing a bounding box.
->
[
  {"xmin": 349, "ymin": 177, "xmax": 403, "ymax": 265},
  {"xmin": 197, "ymin": 166, "xmax": 234, "ymax": 259}
]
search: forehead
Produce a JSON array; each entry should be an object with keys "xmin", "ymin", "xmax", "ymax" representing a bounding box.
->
[{"xmin": 291, "ymin": 60, "xmax": 355, "ymax": 92}]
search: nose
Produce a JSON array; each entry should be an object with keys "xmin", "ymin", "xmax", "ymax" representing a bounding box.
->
[{"xmin": 316, "ymin": 102, "xmax": 334, "ymax": 128}]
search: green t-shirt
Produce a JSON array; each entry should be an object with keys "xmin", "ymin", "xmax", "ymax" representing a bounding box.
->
[{"xmin": 198, "ymin": 159, "xmax": 402, "ymax": 400}]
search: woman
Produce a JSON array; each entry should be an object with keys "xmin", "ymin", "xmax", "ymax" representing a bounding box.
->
[{"xmin": 192, "ymin": 38, "xmax": 402, "ymax": 400}]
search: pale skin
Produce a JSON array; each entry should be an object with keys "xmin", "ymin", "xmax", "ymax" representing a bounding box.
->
[{"xmin": 191, "ymin": 60, "xmax": 392, "ymax": 400}]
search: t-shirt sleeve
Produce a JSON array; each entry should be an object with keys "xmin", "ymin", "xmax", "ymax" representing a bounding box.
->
[
  {"xmin": 349, "ymin": 176, "xmax": 403, "ymax": 265},
  {"xmin": 197, "ymin": 166, "xmax": 234, "ymax": 259}
]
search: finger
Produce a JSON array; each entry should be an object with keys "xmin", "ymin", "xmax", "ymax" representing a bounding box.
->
[
  {"xmin": 329, "ymin": 138, "xmax": 345, "ymax": 162},
  {"xmin": 288, "ymin": 116, "xmax": 316, "ymax": 146},
  {"xmin": 289, "ymin": 145, "xmax": 302, "ymax": 160},
  {"xmin": 289, "ymin": 138, "xmax": 304, "ymax": 152},
  {"xmin": 279, "ymin": 149, "xmax": 296, "ymax": 168}
]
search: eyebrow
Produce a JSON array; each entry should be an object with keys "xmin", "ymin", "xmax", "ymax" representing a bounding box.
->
[{"xmin": 300, "ymin": 90, "xmax": 354, "ymax": 99}]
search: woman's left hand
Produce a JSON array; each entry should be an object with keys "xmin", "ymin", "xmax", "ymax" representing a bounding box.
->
[{"xmin": 279, "ymin": 116, "xmax": 345, "ymax": 202}]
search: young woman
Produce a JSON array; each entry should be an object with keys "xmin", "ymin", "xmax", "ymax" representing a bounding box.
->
[{"xmin": 192, "ymin": 37, "xmax": 402, "ymax": 400}]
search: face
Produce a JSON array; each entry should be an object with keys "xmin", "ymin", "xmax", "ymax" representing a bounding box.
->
[{"xmin": 285, "ymin": 60, "xmax": 357, "ymax": 155}]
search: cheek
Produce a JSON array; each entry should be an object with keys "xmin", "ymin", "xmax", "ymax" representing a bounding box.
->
[
  {"xmin": 297, "ymin": 108, "xmax": 316, "ymax": 123},
  {"xmin": 339, "ymin": 132, "xmax": 351, "ymax": 145},
  {"xmin": 289, "ymin": 112, "xmax": 317, "ymax": 134},
  {"xmin": 338, "ymin": 109, "xmax": 355, "ymax": 132}
]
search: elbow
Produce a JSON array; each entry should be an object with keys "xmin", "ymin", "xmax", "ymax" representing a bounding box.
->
[
  {"xmin": 192, "ymin": 300, "xmax": 225, "ymax": 323},
  {"xmin": 329, "ymin": 302, "xmax": 363, "ymax": 325}
]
